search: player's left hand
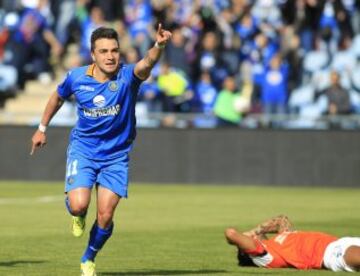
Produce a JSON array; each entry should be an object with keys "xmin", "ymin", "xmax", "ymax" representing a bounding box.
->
[
  {"xmin": 155, "ymin": 23, "xmax": 172, "ymax": 47},
  {"xmin": 30, "ymin": 130, "xmax": 47, "ymax": 155}
]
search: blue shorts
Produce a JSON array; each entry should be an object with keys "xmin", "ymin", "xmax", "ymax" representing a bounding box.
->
[{"xmin": 64, "ymin": 150, "xmax": 129, "ymax": 198}]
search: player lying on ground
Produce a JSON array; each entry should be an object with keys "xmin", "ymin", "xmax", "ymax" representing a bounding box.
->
[{"xmin": 225, "ymin": 215, "xmax": 360, "ymax": 272}]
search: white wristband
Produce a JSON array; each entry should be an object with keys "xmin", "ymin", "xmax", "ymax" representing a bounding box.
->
[
  {"xmin": 38, "ymin": 123, "xmax": 47, "ymax": 133},
  {"xmin": 154, "ymin": 42, "xmax": 165, "ymax": 49}
]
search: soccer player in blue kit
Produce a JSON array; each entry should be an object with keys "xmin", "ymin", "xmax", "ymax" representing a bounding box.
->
[{"xmin": 30, "ymin": 24, "xmax": 172, "ymax": 276}]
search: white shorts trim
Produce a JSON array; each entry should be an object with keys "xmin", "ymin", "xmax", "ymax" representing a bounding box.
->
[{"xmin": 323, "ymin": 237, "xmax": 360, "ymax": 272}]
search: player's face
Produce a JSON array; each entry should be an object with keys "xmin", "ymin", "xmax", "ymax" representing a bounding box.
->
[{"xmin": 92, "ymin": 38, "xmax": 120, "ymax": 75}]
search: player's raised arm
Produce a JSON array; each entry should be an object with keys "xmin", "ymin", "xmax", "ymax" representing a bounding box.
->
[
  {"xmin": 244, "ymin": 215, "xmax": 295, "ymax": 239},
  {"xmin": 30, "ymin": 91, "xmax": 64, "ymax": 155},
  {"xmin": 134, "ymin": 23, "xmax": 172, "ymax": 80}
]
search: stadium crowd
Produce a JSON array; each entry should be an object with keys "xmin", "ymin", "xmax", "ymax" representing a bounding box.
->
[{"xmin": 0, "ymin": 0, "xmax": 360, "ymax": 127}]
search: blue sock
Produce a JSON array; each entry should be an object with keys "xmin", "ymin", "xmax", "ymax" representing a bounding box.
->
[
  {"xmin": 81, "ymin": 221, "xmax": 113, "ymax": 263},
  {"xmin": 65, "ymin": 196, "xmax": 86, "ymax": 217}
]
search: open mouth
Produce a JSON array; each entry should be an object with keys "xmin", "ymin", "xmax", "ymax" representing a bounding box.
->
[{"xmin": 105, "ymin": 63, "xmax": 117, "ymax": 69}]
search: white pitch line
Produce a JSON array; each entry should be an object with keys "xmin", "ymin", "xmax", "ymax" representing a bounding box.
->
[{"xmin": 0, "ymin": 195, "xmax": 64, "ymax": 205}]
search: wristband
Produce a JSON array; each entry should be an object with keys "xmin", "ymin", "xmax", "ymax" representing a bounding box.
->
[
  {"xmin": 38, "ymin": 123, "xmax": 47, "ymax": 133},
  {"xmin": 154, "ymin": 42, "xmax": 165, "ymax": 49}
]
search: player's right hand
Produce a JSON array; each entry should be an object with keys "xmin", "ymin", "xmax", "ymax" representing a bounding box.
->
[{"xmin": 30, "ymin": 130, "xmax": 47, "ymax": 155}]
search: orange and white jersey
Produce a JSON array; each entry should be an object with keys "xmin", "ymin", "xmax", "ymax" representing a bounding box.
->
[{"xmin": 246, "ymin": 231, "xmax": 338, "ymax": 269}]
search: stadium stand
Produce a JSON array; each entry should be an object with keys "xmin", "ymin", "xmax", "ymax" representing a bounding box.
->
[{"xmin": 0, "ymin": 0, "xmax": 359, "ymax": 129}]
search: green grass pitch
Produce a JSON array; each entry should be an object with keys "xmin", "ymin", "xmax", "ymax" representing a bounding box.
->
[{"xmin": 0, "ymin": 181, "xmax": 359, "ymax": 275}]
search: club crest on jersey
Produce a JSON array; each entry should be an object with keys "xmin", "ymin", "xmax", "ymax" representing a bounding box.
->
[
  {"xmin": 93, "ymin": 95, "xmax": 106, "ymax": 107},
  {"xmin": 108, "ymin": 81, "xmax": 119, "ymax": 92}
]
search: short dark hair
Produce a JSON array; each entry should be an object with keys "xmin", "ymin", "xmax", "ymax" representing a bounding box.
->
[
  {"xmin": 90, "ymin": 27, "xmax": 119, "ymax": 52},
  {"xmin": 237, "ymin": 250, "xmax": 256, "ymax": 267}
]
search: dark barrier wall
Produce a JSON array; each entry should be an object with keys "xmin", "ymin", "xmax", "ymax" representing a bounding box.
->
[{"xmin": 1, "ymin": 126, "xmax": 359, "ymax": 187}]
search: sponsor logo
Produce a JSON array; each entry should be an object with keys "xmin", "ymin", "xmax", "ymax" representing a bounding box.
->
[
  {"xmin": 68, "ymin": 177, "xmax": 74, "ymax": 185},
  {"xmin": 79, "ymin": 85, "xmax": 95, "ymax": 92},
  {"xmin": 108, "ymin": 81, "xmax": 119, "ymax": 92},
  {"xmin": 83, "ymin": 104, "xmax": 121, "ymax": 117},
  {"xmin": 93, "ymin": 95, "xmax": 106, "ymax": 107}
]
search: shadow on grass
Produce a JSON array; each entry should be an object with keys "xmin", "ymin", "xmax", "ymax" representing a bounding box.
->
[
  {"xmin": 100, "ymin": 269, "xmax": 227, "ymax": 275},
  {"xmin": 234, "ymin": 271, "xmax": 293, "ymax": 274},
  {"xmin": 0, "ymin": 260, "xmax": 46, "ymax": 267}
]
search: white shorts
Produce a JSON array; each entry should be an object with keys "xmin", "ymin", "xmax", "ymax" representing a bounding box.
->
[{"xmin": 323, "ymin": 237, "xmax": 360, "ymax": 272}]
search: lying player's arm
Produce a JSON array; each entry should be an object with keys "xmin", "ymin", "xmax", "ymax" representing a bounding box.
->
[
  {"xmin": 134, "ymin": 23, "xmax": 172, "ymax": 80},
  {"xmin": 225, "ymin": 228, "xmax": 258, "ymax": 251},
  {"xmin": 30, "ymin": 91, "xmax": 64, "ymax": 155},
  {"xmin": 244, "ymin": 215, "xmax": 294, "ymax": 238},
  {"xmin": 225, "ymin": 227, "xmax": 268, "ymax": 257}
]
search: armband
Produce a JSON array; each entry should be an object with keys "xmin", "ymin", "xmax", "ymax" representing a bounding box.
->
[
  {"xmin": 154, "ymin": 42, "xmax": 166, "ymax": 49},
  {"xmin": 38, "ymin": 123, "xmax": 47, "ymax": 133}
]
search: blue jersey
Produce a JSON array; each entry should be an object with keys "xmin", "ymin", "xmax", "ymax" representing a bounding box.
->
[{"xmin": 57, "ymin": 63, "xmax": 142, "ymax": 160}]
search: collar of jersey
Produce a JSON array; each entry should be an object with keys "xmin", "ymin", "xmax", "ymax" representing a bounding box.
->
[
  {"xmin": 86, "ymin": 64, "xmax": 96, "ymax": 77},
  {"xmin": 86, "ymin": 63, "xmax": 119, "ymax": 82}
]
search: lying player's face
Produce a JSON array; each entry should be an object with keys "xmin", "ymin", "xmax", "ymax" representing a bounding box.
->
[{"xmin": 92, "ymin": 38, "xmax": 120, "ymax": 75}]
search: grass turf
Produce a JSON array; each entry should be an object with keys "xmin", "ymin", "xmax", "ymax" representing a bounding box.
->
[{"xmin": 0, "ymin": 181, "xmax": 359, "ymax": 275}]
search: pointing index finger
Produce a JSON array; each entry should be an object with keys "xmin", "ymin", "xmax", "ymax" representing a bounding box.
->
[
  {"xmin": 30, "ymin": 144, "xmax": 35, "ymax": 155},
  {"xmin": 158, "ymin": 23, "xmax": 162, "ymax": 33}
]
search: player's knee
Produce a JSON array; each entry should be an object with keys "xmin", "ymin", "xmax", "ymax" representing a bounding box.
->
[{"xmin": 70, "ymin": 203, "xmax": 88, "ymax": 216}]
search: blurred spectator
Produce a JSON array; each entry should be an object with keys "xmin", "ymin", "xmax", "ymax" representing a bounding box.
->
[
  {"xmin": 53, "ymin": 0, "xmax": 77, "ymax": 48},
  {"xmin": 194, "ymin": 71, "xmax": 217, "ymax": 113},
  {"xmin": 235, "ymin": 12, "xmax": 257, "ymax": 43},
  {"xmin": 316, "ymin": 71, "xmax": 351, "ymax": 115},
  {"xmin": 124, "ymin": 0, "xmax": 152, "ymax": 57},
  {"xmin": 5, "ymin": 0, "xmax": 62, "ymax": 89},
  {"xmin": 92, "ymin": 0, "xmax": 124, "ymax": 22},
  {"xmin": 138, "ymin": 75, "xmax": 162, "ymax": 112},
  {"xmin": 0, "ymin": 0, "xmax": 21, "ymax": 12},
  {"xmin": 251, "ymin": 0, "xmax": 283, "ymax": 38},
  {"xmin": 247, "ymin": 32, "xmax": 278, "ymax": 105},
  {"xmin": 297, "ymin": 0, "xmax": 322, "ymax": 53},
  {"xmin": 214, "ymin": 76, "xmax": 242, "ymax": 127},
  {"xmin": 281, "ymin": 30, "xmax": 303, "ymax": 92},
  {"xmin": 195, "ymin": 31, "xmax": 228, "ymax": 90},
  {"xmin": 317, "ymin": 0, "xmax": 352, "ymax": 53},
  {"xmin": 78, "ymin": 5, "xmax": 107, "ymax": 65},
  {"xmin": 123, "ymin": 46, "xmax": 140, "ymax": 64},
  {"xmin": 165, "ymin": 26, "xmax": 191, "ymax": 78},
  {"xmin": 260, "ymin": 54, "xmax": 289, "ymax": 116},
  {"xmin": 157, "ymin": 62, "xmax": 193, "ymax": 113},
  {"xmin": 0, "ymin": 0, "xmax": 359, "ymax": 127},
  {"xmin": 113, "ymin": 20, "xmax": 132, "ymax": 55}
]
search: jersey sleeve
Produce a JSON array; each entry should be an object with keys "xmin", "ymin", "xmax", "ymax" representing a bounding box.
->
[
  {"xmin": 122, "ymin": 64, "xmax": 143, "ymax": 88},
  {"xmin": 57, "ymin": 71, "xmax": 74, "ymax": 99}
]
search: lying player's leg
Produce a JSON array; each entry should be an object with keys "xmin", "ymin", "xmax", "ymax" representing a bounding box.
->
[
  {"xmin": 323, "ymin": 237, "xmax": 360, "ymax": 272},
  {"xmin": 344, "ymin": 245, "xmax": 360, "ymax": 272}
]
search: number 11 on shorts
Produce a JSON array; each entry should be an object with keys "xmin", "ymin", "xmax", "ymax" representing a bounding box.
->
[{"xmin": 67, "ymin": 159, "xmax": 78, "ymax": 177}]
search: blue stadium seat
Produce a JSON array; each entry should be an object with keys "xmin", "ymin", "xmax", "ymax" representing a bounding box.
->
[
  {"xmin": 303, "ymin": 50, "xmax": 329, "ymax": 75},
  {"xmin": 288, "ymin": 85, "xmax": 315, "ymax": 111},
  {"xmin": 351, "ymin": 66, "xmax": 360, "ymax": 92},
  {"xmin": 331, "ymin": 50, "xmax": 356, "ymax": 72}
]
